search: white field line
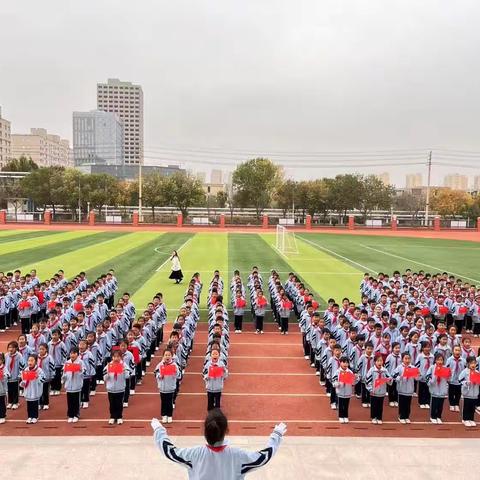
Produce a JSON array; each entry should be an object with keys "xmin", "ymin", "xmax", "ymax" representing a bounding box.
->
[
  {"xmin": 273, "ymin": 245, "xmax": 291, "ymax": 260},
  {"xmin": 155, "ymin": 236, "xmax": 194, "ymax": 272},
  {"xmin": 63, "ymin": 391, "xmax": 328, "ymax": 397},
  {"xmin": 180, "ymin": 270, "xmax": 360, "ymax": 275},
  {"xmin": 363, "ymin": 244, "xmax": 480, "ymax": 251},
  {"xmin": 299, "ymin": 236, "xmax": 378, "ymax": 275},
  {"xmin": 359, "ymin": 243, "xmax": 480, "ymax": 283},
  {"xmin": 5, "ymin": 418, "xmax": 476, "ymax": 425},
  {"xmin": 189, "ymin": 355, "xmax": 302, "ymax": 359}
]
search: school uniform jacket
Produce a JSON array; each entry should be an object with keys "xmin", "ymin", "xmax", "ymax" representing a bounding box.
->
[
  {"xmin": 48, "ymin": 340, "xmax": 67, "ymax": 368},
  {"xmin": 79, "ymin": 350, "xmax": 96, "ymax": 378},
  {"xmin": 203, "ymin": 360, "xmax": 228, "ymax": 393},
  {"xmin": 154, "ymin": 425, "xmax": 283, "ymax": 480},
  {"xmin": 392, "ymin": 365, "xmax": 416, "ymax": 396},
  {"xmin": 5, "ymin": 352, "xmax": 25, "ymax": 382},
  {"xmin": 0, "ymin": 365, "xmax": 10, "ymax": 395},
  {"xmin": 366, "ymin": 366, "xmax": 391, "ymax": 397},
  {"xmin": 37, "ymin": 354, "xmax": 55, "ymax": 382},
  {"xmin": 332, "ymin": 367, "xmax": 357, "ymax": 398},
  {"xmin": 21, "ymin": 366, "xmax": 46, "ymax": 401},
  {"xmin": 445, "ymin": 356, "xmax": 466, "ymax": 385},
  {"xmin": 103, "ymin": 362, "xmax": 130, "ymax": 393},
  {"xmin": 459, "ymin": 368, "xmax": 480, "ymax": 399},
  {"xmin": 154, "ymin": 361, "xmax": 181, "ymax": 393},
  {"xmin": 425, "ymin": 365, "xmax": 449, "ymax": 398},
  {"xmin": 415, "ymin": 353, "xmax": 435, "ymax": 382},
  {"xmin": 62, "ymin": 359, "xmax": 85, "ymax": 393}
]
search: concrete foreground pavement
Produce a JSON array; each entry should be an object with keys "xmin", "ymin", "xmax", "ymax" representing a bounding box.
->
[{"xmin": 2, "ymin": 436, "xmax": 478, "ymax": 479}]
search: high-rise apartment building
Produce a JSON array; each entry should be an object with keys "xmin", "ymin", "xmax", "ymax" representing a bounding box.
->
[
  {"xmin": 0, "ymin": 107, "xmax": 11, "ymax": 168},
  {"xmin": 406, "ymin": 173, "xmax": 423, "ymax": 189},
  {"xmin": 444, "ymin": 173, "xmax": 468, "ymax": 191},
  {"xmin": 11, "ymin": 128, "xmax": 71, "ymax": 167},
  {"xmin": 376, "ymin": 172, "xmax": 390, "ymax": 185},
  {"xmin": 73, "ymin": 110, "xmax": 123, "ymax": 166},
  {"xmin": 473, "ymin": 175, "xmax": 480, "ymax": 191},
  {"xmin": 97, "ymin": 78, "xmax": 143, "ymax": 165},
  {"xmin": 211, "ymin": 169, "xmax": 223, "ymax": 184}
]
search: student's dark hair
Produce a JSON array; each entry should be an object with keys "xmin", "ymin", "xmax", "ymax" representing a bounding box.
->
[
  {"xmin": 401, "ymin": 352, "xmax": 410, "ymax": 359},
  {"xmin": 420, "ymin": 341, "xmax": 430, "ymax": 351},
  {"xmin": 339, "ymin": 356, "xmax": 349, "ymax": 363},
  {"xmin": 433, "ymin": 352, "xmax": 445, "ymax": 362},
  {"xmin": 204, "ymin": 409, "xmax": 228, "ymax": 446},
  {"xmin": 364, "ymin": 341, "xmax": 374, "ymax": 349},
  {"xmin": 466, "ymin": 355, "xmax": 477, "ymax": 365},
  {"xmin": 28, "ymin": 353, "xmax": 38, "ymax": 361},
  {"xmin": 38, "ymin": 342, "xmax": 48, "ymax": 350},
  {"xmin": 0, "ymin": 353, "xmax": 4, "ymax": 363},
  {"xmin": 70, "ymin": 347, "xmax": 79, "ymax": 355}
]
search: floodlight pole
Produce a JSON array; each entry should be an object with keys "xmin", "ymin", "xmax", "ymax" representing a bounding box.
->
[{"xmin": 425, "ymin": 150, "xmax": 432, "ymax": 227}]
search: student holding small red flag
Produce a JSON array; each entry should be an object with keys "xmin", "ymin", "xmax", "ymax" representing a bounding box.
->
[
  {"xmin": 21, "ymin": 353, "xmax": 45, "ymax": 424},
  {"xmin": 233, "ymin": 290, "xmax": 246, "ymax": 333},
  {"xmin": 204, "ymin": 347, "xmax": 228, "ymax": 411},
  {"xmin": 366, "ymin": 354, "xmax": 392, "ymax": 425},
  {"xmin": 279, "ymin": 294, "xmax": 293, "ymax": 335},
  {"xmin": 154, "ymin": 348, "xmax": 181, "ymax": 423},
  {"xmin": 17, "ymin": 291, "xmax": 33, "ymax": 335},
  {"xmin": 459, "ymin": 356, "xmax": 480, "ymax": 427},
  {"xmin": 253, "ymin": 290, "xmax": 268, "ymax": 334},
  {"xmin": 332, "ymin": 356, "xmax": 357, "ymax": 423},
  {"xmin": 426, "ymin": 353, "xmax": 450, "ymax": 424},
  {"xmin": 104, "ymin": 350, "xmax": 129, "ymax": 425},
  {"xmin": 62, "ymin": 347, "xmax": 85, "ymax": 423},
  {"xmin": 393, "ymin": 352, "xmax": 417, "ymax": 424}
]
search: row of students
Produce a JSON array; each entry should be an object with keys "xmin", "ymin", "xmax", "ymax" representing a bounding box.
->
[
  {"xmin": 204, "ymin": 272, "xmax": 229, "ymax": 410},
  {"xmin": 269, "ymin": 270, "xmax": 294, "ymax": 334},
  {"xmin": 155, "ymin": 274, "xmax": 202, "ymax": 424},
  {"xmin": 247, "ymin": 267, "xmax": 268, "ymax": 334},
  {"xmin": 231, "ymin": 270, "xmax": 247, "ymax": 333}
]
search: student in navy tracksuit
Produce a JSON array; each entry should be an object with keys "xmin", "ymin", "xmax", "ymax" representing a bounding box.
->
[
  {"xmin": 104, "ymin": 350, "xmax": 129, "ymax": 425},
  {"xmin": 152, "ymin": 409, "xmax": 286, "ymax": 478},
  {"xmin": 426, "ymin": 353, "xmax": 449, "ymax": 423},
  {"xmin": 21, "ymin": 354, "xmax": 46, "ymax": 424}
]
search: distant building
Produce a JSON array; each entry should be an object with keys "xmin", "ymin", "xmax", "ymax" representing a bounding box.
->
[
  {"xmin": 406, "ymin": 173, "xmax": 423, "ymax": 189},
  {"xmin": 0, "ymin": 107, "xmax": 11, "ymax": 168},
  {"xmin": 376, "ymin": 172, "xmax": 390, "ymax": 185},
  {"xmin": 73, "ymin": 110, "xmax": 123, "ymax": 166},
  {"xmin": 473, "ymin": 175, "xmax": 480, "ymax": 191},
  {"xmin": 444, "ymin": 173, "xmax": 468, "ymax": 191},
  {"xmin": 203, "ymin": 183, "xmax": 226, "ymax": 196},
  {"xmin": 211, "ymin": 169, "xmax": 223, "ymax": 184},
  {"xmin": 11, "ymin": 128, "xmax": 71, "ymax": 167},
  {"xmin": 97, "ymin": 78, "xmax": 143, "ymax": 166},
  {"xmin": 77, "ymin": 163, "xmax": 184, "ymax": 181},
  {"xmin": 195, "ymin": 171, "xmax": 207, "ymax": 182}
]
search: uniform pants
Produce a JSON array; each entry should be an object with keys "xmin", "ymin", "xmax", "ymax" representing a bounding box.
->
[
  {"xmin": 472, "ymin": 321, "xmax": 480, "ymax": 335},
  {"xmin": 448, "ymin": 384, "xmax": 461, "ymax": 407},
  {"xmin": 454, "ymin": 318, "xmax": 464, "ymax": 334},
  {"xmin": 418, "ymin": 381, "xmax": 431, "ymax": 405},
  {"xmin": 207, "ymin": 392, "xmax": 222, "ymax": 411},
  {"xmin": 463, "ymin": 398, "xmax": 476, "ymax": 421},
  {"xmin": 0, "ymin": 314, "xmax": 6, "ymax": 330},
  {"xmin": 464, "ymin": 315, "xmax": 473, "ymax": 331},
  {"xmin": 361, "ymin": 383, "xmax": 371, "ymax": 404},
  {"xmin": 0, "ymin": 394, "xmax": 6, "ymax": 419},
  {"xmin": 129, "ymin": 376, "xmax": 136, "ymax": 391},
  {"xmin": 20, "ymin": 316, "xmax": 31, "ymax": 335},
  {"xmin": 51, "ymin": 367, "xmax": 62, "ymax": 392},
  {"xmin": 337, "ymin": 397, "xmax": 350, "ymax": 418},
  {"xmin": 7, "ymin": 381, "xmax": 19, "ymax": 405},
  {"xmin": 255, "ymin": 315, "xmax": 264, "ymax": 331},
  {"xmin": 81, "ymin": 378, "xmax": 91, "ymax": 403},
  {"xmin": 430, "ymin": 396, "xmax": 445, "ymax": 419},
  {"xmin": 160, "ymin": 392, "xmax": 174, "ymax": 417},
  {"xmin": 124, "ymin": 380, "xmax": 131, "ymax": 403},
  {"xmin": 95, "ymin": 365, "xmax": 104, "ymax": 384},
  {"xmin": 108, "ymin": 392, "xmax": 124, "ymax": 420},
  {"xmin": 280, "ymin": 317, "xmax": 289, "ymax": 333},
  {"xmin": 40, "ymin": 381, "xmax": 50, "ymax": 407},
  {"xmin": 387, "ymin": 383, "xmax": 398, "ymax": 403},
  {"xmin": 156, "ymin": 326, "xmax": 164, "ymax": 346},
  {"xmin": 234, "ymin": 315, "xmax": 243, "ymax": 331},
  {"xmin": 27, "ymin": 400, "xmax": 39, "ymax": 419},
  {"xmin": 67, "ymin": 391, "xmax": 81, "ymax": 418},
  {"xmin": 370, "ymin": 395, "xmax": 384, "ymax": 420},
  {"xmin": 302, "ymin": 333, "xmax": 311, "ymax": 356},
  {"xmin": 398, "ymin": 394, "xmax": 412, "ymax": 419},
  {"xmin": 330, "ymin": 387, "xmax": 337, "ymax": 405}
]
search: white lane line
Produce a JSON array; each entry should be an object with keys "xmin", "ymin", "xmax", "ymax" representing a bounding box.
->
[
  {"xmin": 66, "ymin": 392, "xmax": 327, "ymax": 397},
  {"xmin": 359, "ymin": 243, "xmax": 480, "ymax": 283},
  {"xmin": 299, "ymin": 236, "xmax": 378, "ymax": 274},
  {"xmin": 189, "ymin": 355, "xmax": 303, "ymax": 359},
  {"xmin": 181, "ymin": 270, "xmax": 360, "ymax": 275},
  {"xmin": 5, "ymin": 418, "xmax": 474, "ymax": 425},
  {"xmin": 156, "ymin": 236, "xmax": 194, "ymax": 272}
]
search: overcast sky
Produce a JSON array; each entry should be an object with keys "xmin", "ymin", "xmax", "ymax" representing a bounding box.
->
[{"xmin": 1, "ymin": 0, "xmax": 480, "ymax": 186}]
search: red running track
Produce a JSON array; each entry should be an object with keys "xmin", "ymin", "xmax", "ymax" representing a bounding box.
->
[{"xmin": 0, "ymin": 322, "xmax": 479, "ymax": 437}]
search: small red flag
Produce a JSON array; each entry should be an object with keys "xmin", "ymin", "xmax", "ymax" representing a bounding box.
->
[
  {"xmin": 434, "ymin": 366, "xmax": 451, "ymax": 379},
  {"xmin": 459, "ymin": 306, "xmax": 468, "ymax": 315},
  {"xmin": 208, "ymin": 365, "xmax": 224, "ymax": 378},
  {"xmin": 339, "ymin": 370, "xmax": 355, "ymax": 385},
  {"xmin": 470, "ymin": 371, "xmax": 480, "ymax": 385},
  {"xmin": 22, "ymin": 370, "xmax": 37, "ymax": 381},
  {"xmin": 439, "ymin": 306, "xmax": 449, "ymax": 315},
  {"xmin": 421, "ymin": 307, "xmax": 430, "ymax": 316},
  {"xmin": 128, "ymin": 346, "xmax": 141, "ymax": 364},
  {"xmin": 64, "ymin": 363, "xmax": 81, "ymax": 373},
  {"xmin": 374, "ymin": 376, "xmax": 390, "ymax": 389},
  {"xmin": 160, "ymin": 364, "xmax": 177, "ymax": 376},
  {"xmin": 403, "ymin": 367, "xmax": 419, "ymax": 379},
  {"xmin": 108, "ymin": 362, "xmax": 124, "ymax": 374}
]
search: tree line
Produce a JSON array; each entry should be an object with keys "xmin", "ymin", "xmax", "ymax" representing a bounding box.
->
[{"xmin": 1, "ymin": 156, "xmax": 479, "ymax": 220}]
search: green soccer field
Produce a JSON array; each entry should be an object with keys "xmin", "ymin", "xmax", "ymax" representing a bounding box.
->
[{"xmin": 1, "ymin": 229, "xmax": 480, "ymax": 314}]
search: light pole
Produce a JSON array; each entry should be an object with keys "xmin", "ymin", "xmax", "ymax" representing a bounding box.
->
[
  {"xmin": 138, "ymin": 161, "xmax": 143, "ymax": 221},
  {"xmin": 78, "ymin": 175, "xmax": 81, "ymax": 223}
]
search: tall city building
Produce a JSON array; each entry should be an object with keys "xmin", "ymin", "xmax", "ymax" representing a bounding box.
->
[
  {"xmin": 97, "ymin": 78, "xmax": 143, "ymax": 165},
  {"xmin": 376, "ymin": 172, "xmax": 390, "ymax": 185},
  {"xmin": 473, "ymin": 175, "xmax": 480, "ymax": 191},
  {"xmin": 11, "ymin": 128, "xmax": 71, "ymax": 167},
  {"xmin": 444, "ymin": 173, "xmax": 468, "ymax": 191},
  {"xmin": 0, "ymin": 107, "xmax": 11, "ymax": 168},
  {"xmin": 211, "ymin": 169, "xmax": 223, "ymax": 184},
  {"xmin": 73, "ymin": 110, "xmax": 123, "ymax": 166},
  {"xmin": 406, "ymin": 173, "xmax": 423, "ymax": 189}
]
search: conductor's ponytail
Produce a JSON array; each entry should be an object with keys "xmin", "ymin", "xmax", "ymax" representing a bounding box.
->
[{"xmin": 204, "ymin": 409, "xmax": 228, "ymax": 446}]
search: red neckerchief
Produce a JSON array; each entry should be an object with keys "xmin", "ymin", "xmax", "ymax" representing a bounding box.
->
[
  {"xmin": 206, "ymin": 444, "xmax": 227, "ymax": 452},
  {"xmin": 8, "ymin": 353, "xmax": 16, "ymax": 372}
]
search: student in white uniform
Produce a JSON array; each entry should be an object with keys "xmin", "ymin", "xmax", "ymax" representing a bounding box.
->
[{"xmin": 152, "ymin": 409, "xmax": 286, "ymax": 479}]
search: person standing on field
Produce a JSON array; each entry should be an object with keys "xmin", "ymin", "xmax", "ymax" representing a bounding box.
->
[{"xmin": 169, "ymin": 250, "xmax": 184, "ymax": 284}]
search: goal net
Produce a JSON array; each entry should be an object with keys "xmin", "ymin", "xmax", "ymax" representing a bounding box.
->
[{"xmin": 275, "ymin": 225, "xmax": 299, "ymax": 255}]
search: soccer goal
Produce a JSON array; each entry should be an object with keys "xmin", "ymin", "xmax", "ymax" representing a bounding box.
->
[{"xmin": 275, "ymin": 224, "xmax": 299, "ymax": 255}]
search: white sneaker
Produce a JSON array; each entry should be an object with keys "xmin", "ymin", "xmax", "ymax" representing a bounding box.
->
[
  {"xmin": 123, "ymin": 402, "xmax": 128, "ymax": 408},
  {"xmin": 330, "ymin": 403, "xmax": 337, "ymax": 410},
  {"xmin": 108, "ymin": 418, "xmax": 115, "ymax": 425},
  {"xmin": 430, "ymin": 418, "xmax": 438, "ymax": 424},
  {"xmin": 372, "ymin": 418, "xmax": 378, "ymax": 424},
  {"xmin": 405, "ymin": 419, "xmax": 411, "ymax": 424},
  {"xmin": 315, "ymin": 371, "xmax": 320, "ymax": 376},
  {"xmin": 462, "ymin": 420, "xmax": 467, "ymax": 425},
  {"xmin": 137, "ymin": 380, "xmax": 142, "ymax": 386},
  {"xmin": 130, "ymin": 390, "xmax": 135, "ymax": 395},
  {"xmin": 0, "ymin": 418, "xmax": 5, "ymax": 424},
  {"xmin": 255, "ymin": 331, "xmax": 259, "ymax": 335},
  {"xmin": 98, "ymin": 380, "xmax": 104, "ymax": 385},
  {"xmin": 436, "ymin": 418, "xmax": 442, "ymax": 424},
  {"xmin": 449, "ymin": 406, "xmax": 455, "ymax": 411},
  {"xmin": 304, "ymin": 355, "xmax": 309, "ymax": 360},
  {"xmin": 117, "ymin": 419, "xmax": 123, "ymax": 425},
  {"xmin": 67, "ymin": 418, "xmax": 74, "ymax": 423},
  {"xmin": 285, "ymin": 332, "xmax": 288, "ymax": 335},
  {"xmin": 320, "ymin": 381, "xmax": 326, "ymax": 386},
  {"xmin": 72, "ymin": 417, "xmax": 79, "ymax": 423},
  {"xmin": 310, "ymin": 363, "xmax": 315, "ymax": 368},
  {"xmin": 167, "ymin": 417, "xmax": 173, "ymax": 423},
  {"xmin": 90, "ymin": 391, "xmax": 96, "ymax": 396},
  {"xmin": 82, "ymin": 402, "xmax": 89, "ymax": 409},
  {"xmin": 31, "ymin": 418, "xmax": 38, "ymax": 424},
  {"xmin": 470, "ymin": 421, "xmax": 476, "ymax": 427},
  {"xmin": 377, "ymin": 420, "xmax": 382, "ymax": 425},
  {"xmin": 173, "ymin": 403, "xmax": 176, "ymax": 409},
  {"xmin": 362, "ymin": 403, "xmax": 368, "ymax": 408},
  {"xmin": 6, "ymin": 404, "xmax": 12, "ymax": 409},
  {"xmin": 399, "ymin": 418, "xmax": 406, "ymax": 424},
  {"xmin": 260, "ymin": 331, "xmax": 264, "ymax": 334},
  {"xmin": 142, "ymin": 371, "xmax": 146, "ymax": 376},
  {"xmin": 11, "ymin": 404, "xmax": 18, "ymax": 410},
  {"xmin": 455, "ymin": 406, "xmax": 460, "ymax": 412},
  {"xmin": 146, "ymin": 361, "xmax": 151, "ymax": 367},
  {"xmin": 394, "ymin": 402, "xmax": 399, "ymax": 407},
  {"xmin": 43, "ymin": 405, "xmax": 49, "ymax": 410},
  {"xmin": 344, "ymin": 418, "xmax": 349, "ymax": 423},
  {"xmin": 26, "ymin": 418, "xmax": 32, "ymax": 424},
  {"xmin": 389, "ymin": 402, "xmax": 395, "ymax": 407},
  {"xmin": 161, "ymin": 416, "xmax": 167, "ymax": 423},
  {"xmin": 326, "ymin": 392, "xmax": 331, "ymax": 397},
  {"xmin": 20, "ymin": 391, "xmax": 24, "ymax": 397},
  {"xmin": 339, "ymin": 417, "xmax": 345, "ymax": 423}
]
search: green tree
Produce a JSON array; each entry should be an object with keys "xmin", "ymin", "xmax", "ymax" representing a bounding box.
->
[
  {"xmin": 326, "ymin": 174, "xmax": 363, "ymax": 222},
  {"xmin": 1, "ymin": 155, "xmax": 38, "ymax": 172},
  {"xmin": 275, "ymin": 180, "xmax": 297, "ymax": 216},
  {"xmin": 232, "ymin": 158, "xmax": 283, "ymax": 218},
  {"xmin": 215, "ymin": 191, "xmax": 228, "ymax": 208},
  {"xmin": 430, "ymin": 188, "xmax": 472, "ymax": 218},
  {"xmin": 142, "ymin": 172, "xmax": 169, "ymax": 219},
  {"xmin": 20, "ymin": 167, "xmax": 65, "ymax": 213},
  {"xmin": 358, "ymin": 174, "xmax": 395, "ymax": 220},
  {"xmin": 394, "ymin": 191, "xmax": 425, "ymax": 219},
  {"xmin": 307, "ymin": 179, "xmax": 330, "ymax": 218},
  {"xmin": 165, "ymin": 172, "xmax": 205, "ymax": 217},
  {"xmin": 85, "ymin": 173, "xmax": 121, "ymax": 212}
]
